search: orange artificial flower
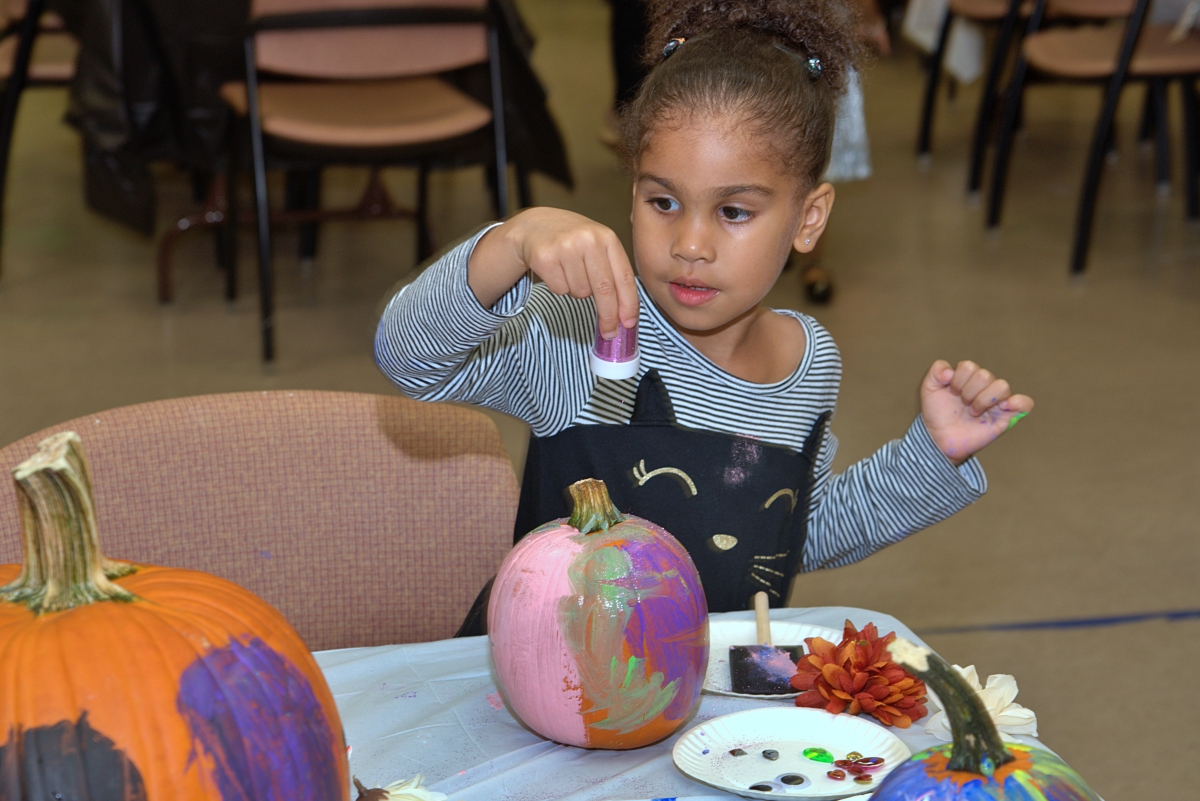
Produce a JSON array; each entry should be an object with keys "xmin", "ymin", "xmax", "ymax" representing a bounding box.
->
[{"xmin": 791, "ymin": 620, "xmax": 929, "ymax": 728}]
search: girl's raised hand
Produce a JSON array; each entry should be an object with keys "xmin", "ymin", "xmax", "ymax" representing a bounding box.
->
[
  {"xmin": 919, "ymin": 360, "xmax": 1034, "ymax": 465},
  {"xmin": 468, "ymin": 208, "xmax": 639, "ymax": 339}
]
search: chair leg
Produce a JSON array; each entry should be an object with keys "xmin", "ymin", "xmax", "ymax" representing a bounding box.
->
[
  {"xmin": 516, "ymin": 163, "xmax": 533, "ymax": 209},
  {"xmin": 1152, "ymin": 79, "xmax": 1169, "ymax": 186},
  {"xmin": 298, "ymin": 168, "xmax": 320, "ymax": 261},
  {"xmin": 917, "ymin": 11, "xmax": 953, "ymax": 158},
  {"xmin": 223, "ymin": 118, "xmax": 241, "ymax": 301},
  {"xmin": 986, "ymin": 55, "xmax": 1032, "ymax": 228},
  {"xmin": 245, "ymin": 38, "xmax": 275, "ymax": 362},
  {"xmin": 1138, "ymin": 83, "xmax": 1155, "ymax": 143},
  {"xmin": 1182, "ymin": 78, "xmax": 1199, "ymax": 219},
  {"xmin": 488, "ymin": 26, "xmax": 509, "ymax": 218},
  {"xmin": 1070, "ymin": 83, "xmax": 1129, "ymax": 274},
  {"xmin": 0, "ymin": 2, "xmax": 43, "ymax": 277},
  {"xmin": 968, "ymin": 0, "xmax": 1024, "ymax": 193},
  {"xmin": 415, "ymin": 160, "xmax": 432, "ymax": 262}
]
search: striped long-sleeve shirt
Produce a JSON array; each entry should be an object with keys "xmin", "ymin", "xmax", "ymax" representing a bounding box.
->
[{"xmin": 375, "ymin": 225, "xmax": 986, "ymax": 573}]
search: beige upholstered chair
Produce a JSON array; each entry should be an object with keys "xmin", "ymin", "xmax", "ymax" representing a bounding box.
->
[{"xmin": 0, "ymin": 391, "xmax": 518, "ymax": 651}]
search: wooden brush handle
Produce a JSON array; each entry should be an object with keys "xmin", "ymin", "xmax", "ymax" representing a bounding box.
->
[{"xmin": 754, "ymin": 591, "xmax": 771, "ymax": 645}]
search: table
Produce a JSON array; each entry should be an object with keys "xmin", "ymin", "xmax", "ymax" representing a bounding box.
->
[{"xmin": 317, "ymin": 607, "xmax": 1053, "ymax": 801}]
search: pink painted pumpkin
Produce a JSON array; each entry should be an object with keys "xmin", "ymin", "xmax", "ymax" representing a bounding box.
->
[{"xmin": 488, "ymin": 479, "xmax": 708, "ymax": 749}]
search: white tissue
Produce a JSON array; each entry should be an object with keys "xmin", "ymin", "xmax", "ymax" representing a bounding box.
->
[{"xmin": 924, "ymin": 665, "xmax": 1038, "ymax": 742}]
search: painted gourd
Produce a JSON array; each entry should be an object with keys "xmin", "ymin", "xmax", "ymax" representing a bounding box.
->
[
  {"xmin": 875, "ymin": 638, "xmax": 1100, "ymax": 801},
  {"xmin": 489, "ymin": 478, "xmax": 708, "ymax": 749},
  {"xmin": 0, "ymin": 432, "xmax": 349, "ymax": 801}
]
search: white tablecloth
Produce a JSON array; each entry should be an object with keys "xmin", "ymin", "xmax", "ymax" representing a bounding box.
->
[{"xmin": 317, "ymin": 607, "xmax": 1048, "ymax": 801}]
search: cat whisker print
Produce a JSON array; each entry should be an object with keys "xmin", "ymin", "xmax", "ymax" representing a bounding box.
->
[{"xmin": 631, "ymin": 460, "xmax": 698, "ymax": 497}]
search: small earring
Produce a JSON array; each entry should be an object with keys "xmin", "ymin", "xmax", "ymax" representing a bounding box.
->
[{"xmin": 804, "ymin": 239, "xmax": 811, "ymax": 245}]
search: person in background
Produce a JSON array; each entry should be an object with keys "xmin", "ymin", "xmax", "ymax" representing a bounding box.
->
[{"xmin": 376, "ymin": 0, "xmax": 1033, "ymax": 629}]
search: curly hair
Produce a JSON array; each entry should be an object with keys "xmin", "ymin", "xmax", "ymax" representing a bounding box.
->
[{"xmin": 619, "ymin": 0, "xmax": 864, "ymax": 189}]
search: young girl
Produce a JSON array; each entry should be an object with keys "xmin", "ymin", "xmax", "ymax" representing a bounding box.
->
[{"xmin": 376, "ymin": 0, "xmax": 1032, "ymax": 621}]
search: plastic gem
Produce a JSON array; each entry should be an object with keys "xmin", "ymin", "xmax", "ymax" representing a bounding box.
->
[
  {"xmin": 846, "ymin": 752, "xmax": 863, "ymax": 760},
  {"xmin": 854, "ymin": 757, "xmax": 885, "ymax": 768},
  {"xmin": 854, "ymin": 774, "xmax": 874, "ymax": 785},
  {"xmin": 763, "ymin": 749, "xmax": 780, "ymax": 760},
  {"xmin": 827, "ymin": 770, "xmax": 846, "ymax": 781},
  {"xmin": 833, "ymin": 760, "xmax": 852, "ymax": 768},
  {"xmin": 730, "ymin": 749, "xmax": 747, "ymax": 757},
  {"xmin": 802, "ymin": 747, "xmax": 834, "ymax": 763},
  {"xmin": 847, "ymin": 765, "xmax": 865, "ymax": 776}
]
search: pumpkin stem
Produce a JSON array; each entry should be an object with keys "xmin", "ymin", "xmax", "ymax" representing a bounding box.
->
[
  {"xmin": 0, "ymin": 432, "xmax": 135, "ymax": 613},
  {"xmin": 567, "ymin": 478, "xmax": 625, "ymax": 535},
  {"xmin": 888, "ymin": 638, "xmax": 1014, "ymax": 776}
]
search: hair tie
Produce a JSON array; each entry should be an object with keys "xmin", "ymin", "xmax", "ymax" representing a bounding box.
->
[
  {"xmin": 772, "ymin": 42, "xmax": 823, "ymax": 81},
  {"xmin": 662, "ymin": 37, "xmax": 686, "ymax": 59}
]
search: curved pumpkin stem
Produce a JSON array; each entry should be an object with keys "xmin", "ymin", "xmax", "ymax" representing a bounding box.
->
[
  {"xmin": 1, "ymin": 432, "xmax": 135, "ymax": 613},
  {"xmin": 567, "ymin": 478, "xmax": 625, "ymax": 535},
  {"xmin": 888, "ymin": 638, "xmax": 1014, "ymax": 776}
]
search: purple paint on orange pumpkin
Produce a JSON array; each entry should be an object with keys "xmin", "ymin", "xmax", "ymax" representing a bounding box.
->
[{"xmin": 176, "ymin": 637, "xmax": 342, "ymax": 801}]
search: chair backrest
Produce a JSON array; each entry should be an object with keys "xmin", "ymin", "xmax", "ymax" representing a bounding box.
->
[
  {"xmin": 1049, "ymin": 0, "xmax": 1135, "ymax": 19},
  {"xmin": 0, "ymin": 391, "xmax": 518, "ymax": 651},
  {"xmin": 252, "ymin": 0, "xmax": 489, "ymax": 80}
]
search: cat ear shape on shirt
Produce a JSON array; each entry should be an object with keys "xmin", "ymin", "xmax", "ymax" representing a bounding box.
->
[{"xmin": 630, "ymin": 369, "xmax": 678, "ymax": 426}]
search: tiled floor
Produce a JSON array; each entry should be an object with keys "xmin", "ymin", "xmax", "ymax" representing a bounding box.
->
[{"xmin": 1, "ymin": 2, "xmax": 1197, "ymax": 798}]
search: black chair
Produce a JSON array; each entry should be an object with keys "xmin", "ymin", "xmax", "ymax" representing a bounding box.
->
[
  {"xmin": 918, "ymin": 0, "xmax": 1133, "ymax": 196},
  {"xmin": 0, "ymin": 0, "xmax": 76, "ymax": 275},
  {"xmin": 986, "ymin": 0, "xmax": 1200, "ymax": 272},
  {"xmin": 222, "ymin": 0, "xmax": 517, "ymax": 362}
]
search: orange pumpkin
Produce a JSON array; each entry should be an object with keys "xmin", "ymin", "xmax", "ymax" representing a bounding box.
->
[{"xmin": 0, "ymin": 432, "xmax": 349, "ymax": 801}]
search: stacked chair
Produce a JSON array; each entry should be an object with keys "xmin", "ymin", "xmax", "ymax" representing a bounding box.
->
[
  {"xmin": 985, "ymin": 0, "xmax": 1200, "ymax": 272},
  {"xmin": 221, "ymin": 0, "xmax": 515, "ymax": 362}
]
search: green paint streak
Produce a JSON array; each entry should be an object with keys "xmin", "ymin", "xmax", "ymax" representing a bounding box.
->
[
  {"xmin": 1006, "ymin": 412, "xmax": 1028, "ymax": 431},
  {"xmin": 558, "ymin": 528, "xmax": 681, "ymax": 736}
]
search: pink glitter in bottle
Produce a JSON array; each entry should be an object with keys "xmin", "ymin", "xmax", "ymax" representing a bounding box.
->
[{"xmin": 590, "ymin": 321, "xmax": 639, "ymax": 379}]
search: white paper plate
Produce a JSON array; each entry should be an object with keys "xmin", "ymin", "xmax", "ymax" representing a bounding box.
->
[
  {"xmin": 673, "ymin": 707, "xmax": 910, "ymax": 800},
  {"xmin": 704, "ymin": 621, "xmax": 841, "ymax": 698}
]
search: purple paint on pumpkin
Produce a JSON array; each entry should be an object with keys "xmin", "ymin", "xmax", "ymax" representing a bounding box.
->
[
  {"xmin": 176, "ymin": 637, "xmax": 341, "ymax": 801},
  {"xmin": 618, "ymin": 536, "xmax": 707, "ymax": 721}
]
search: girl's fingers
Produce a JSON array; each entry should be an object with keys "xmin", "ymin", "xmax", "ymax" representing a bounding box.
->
[
  {"xmin": 949, "ymin": 360, "xmax": 978, "ymax": 394},
  {"xmin": 970, "ymin": 379, "xmax": 1011, "ymax": 416},
  {"xmin": 958, "ymin": 366, "xmax": 995, "ymax": 410},
  {"xmin": 605, "ymin": 237, "xmax": 640, "ymax": 328},
  {"xmin": 922, "ymin": 360, "xmax": 954, "ymax": 393},
  {"xmin": 583, "ymin": 247, "xmax": 621, "ymax": 339},
  {"xmin": 1002, "ymin": 394, "xmax": 1035, "ymax": 415}
]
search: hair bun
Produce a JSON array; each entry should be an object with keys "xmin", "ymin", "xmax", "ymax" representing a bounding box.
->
[{"xmin": 644, "ymin": 0, "xmax": 862, "ymax": 89}]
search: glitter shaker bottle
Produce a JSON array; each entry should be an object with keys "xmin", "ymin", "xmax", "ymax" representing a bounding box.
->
[{"xmin": 590, "ymin": 321, "xmax": 639, "ymax": 379}]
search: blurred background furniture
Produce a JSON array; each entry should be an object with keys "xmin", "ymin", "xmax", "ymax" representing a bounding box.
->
[
  {"xmin": 49, "ymin": 0, "xmax": 569, "ymax": 300},
  {"xmin": 223, "ymin": 0, "xmax": 522, "ymax": 363},
  {"xmin": 0, "ymin": 0, "xmax": 76, "ymax": 275},
  {"xmin": 0, "ymin": 390, "xmax": 519, "ymax": 650},
  {"xmin": 916, "ymin": 0, "xmax": 1133, "ymax": 194},
  {"xmin": 986, "ymin": 0, "xmax": 1200, "ymax": 272}
]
